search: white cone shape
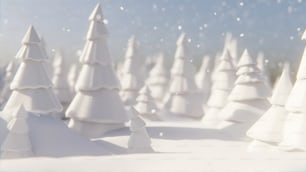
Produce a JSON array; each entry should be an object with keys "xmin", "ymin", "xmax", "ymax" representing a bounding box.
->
[
  {"xmin": 134, "ymin": 86, "xmax": 159, "ymax": 120},
  {"xmin": 163, "ymin": 33, "xmax": 203, "ymax": 118},
  {"xmin": 66, "ymin": 4, "xmax": 128, "ymax": 137},
  {"xmin": 3, "ymin": 25, "xmax": 62, "ymax": 115},
  {"xmin": 195, "ymin": 56, "xmax": 212, "ymax": 103},
  {"xmin": 219, "ymin": 49, "xmax": 271, "ymax": 123},
  {"xmin": 146, "ymin": 53, "xmax": 169, "ymax": 102},
  {"xmin": 280, "ymin": 44, "xmax": 306, "ymax": 151},
  {"xmin": 128, "ymin": 107, "xmax": 153, "ymax": 153},
  {"xmin": 120, "ymin": 36, "xmax": 144, "ymax": 105},
  {"xmin": 202, "ymin": 49, "xmax": 236, "ymax": 125},
  {"xmin": 1, "ymin": 105, "xmax": 33, "ymax": 159},
  {"xmin": 296, "ymin": 46, "xmax": 306, "ymax": 80},
  {"xmin": 52, "ymin": 50, "xmax": 72, "ymax": 103},
  {"xmin": 247, "ymin": 66, "xmax": 292, "ymax": 144},
  {"xmin": 0, "ymin": 62, "xmax": 16, "ymax": 104}
]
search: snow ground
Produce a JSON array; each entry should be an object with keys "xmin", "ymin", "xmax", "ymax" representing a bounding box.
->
[{"xmin": 1, "ymin": 121, "xmax": 306, "ymax": 172}]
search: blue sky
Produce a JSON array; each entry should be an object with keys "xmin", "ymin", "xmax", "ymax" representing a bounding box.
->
[{"xmin": 0, "ymin": 0, "xmax": 305, "ymax": 64}]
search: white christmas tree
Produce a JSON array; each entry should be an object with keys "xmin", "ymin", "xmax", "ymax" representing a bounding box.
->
[
  {"xmin": 279, "ymin": 45, "xmax": 306, "ymax": 151},
  {"xmin": 0, "ymin": 62, "xmax": 16, "ymax": 105},
  {"xmin": 67, "ymin": 64, "xmax": 79, "ymax": 97},
  {"xmin": 1, "ymin": 105, "xmax": 33, "ymax": 159},
  {"xmin": 246, "ymin": 64, "xmax": 292, "ymax": 152},
  {"xmin": 52, "ymin": 50, "xmax": 72, "ymax": 109},
  {"xmin": 256, "ymin": 52, "xmax": 272, "ymax": 90},
  {"xmin": 128, "ymin": 107, "xmax": 153, "ymax": 153},
  {"xmin": 2, "ymin": 25, "xmax": 63, "ymax": 115},
  {"xmin": 219, "ymin": 49, "xmax": 271, "ymax": 127},
  {"xmin": 163, "ymin": 33, "xmax": 203, "ymax": 118},
  {"xmin": 202, "ymin": 49, "xmax": 236, "ymax": 125},
  {"xmin": 195, "ymin": 55, "xmax": 212, "ymax": 105},
  {"xmin": 66, "ymin": 4, "xmax": 128, "ymax": 137},
  {"xmin": 134, "ymin": 85, "xmax": 159, "ymax": 121},
  {"xmin": 120, "ymin": 36, "xmax": 144, "ymax": 105},
  {"xmin": 146, "ymin": 52, "xmax": 169, "ymax": 104}
]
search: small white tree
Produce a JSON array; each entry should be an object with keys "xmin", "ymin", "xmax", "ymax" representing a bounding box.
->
[
  {"xmin": 202, "ymin": 49, "xmax": 236, "ymax": 125},
  {"xmin": 66, "ymin": 4, "xmax": 128, "ymax": 137},
  {"xmin": 67, "ymin": 64, "xmax": 79, "ymax": 97},
  {"xmin": 247, "ymin": 64, "xmax": 292, "ymax": 151},
  {"xmin": 219, "ymin": 49, "xmax": 271, "ymax": 129},
  {"xmin": 146, "ymin": 52, "xmax": 169, "ymax": 104},
  {"xmin": 120, "ymin": 36, "xmax": 145, "ymax": 105},
  {"xmin": 134, "ymin": 85, "xmax": 159, "ymax": 121},
  {"xmin": 0, "ymin": 62, "xmax": 16, "ymax": 105},
  {"xmin": 195, "ymin": 55, "xmax": 212, "ymax": 105},
  {"xmin": 163, "ymin": 33, "xmax": 203, "ymax": 118},
  {"xmin": 279, "ymin": 44, "xmax": 306, "ymax": 151},
  {"xmin": 256, "ymin": 52, "xmax": 272, "ymax": 90},
  {"xmin": 128, "ymin": 107, "xmax": 153, "ymax": 153},
  {"xmin": 2, "ymin": 25, "xmax": 63, "ymax": 115},
  {"xmin": 1, "ymin": 105, "xmax": 33, "ymax": 159}
]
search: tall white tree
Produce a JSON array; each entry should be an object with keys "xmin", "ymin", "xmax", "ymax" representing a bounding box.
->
[
  {"xmin": 2, "ymin": 25, "xmax": 63, "ymax": 115},
  {"xmin": 163, "ymin": 33, "xmax": 203, "ymax": 118},
  {"xmin": 1, "ymin": 105, "xmax": 33, "ymax": 159},
  {"xmin": 146, "ymin": 52, "xmax": 169, "ymax": 104},
  {"xmin": 66, "ymin": 4, "xmax": 128, "ymax": 137},
  {"xmin": 202, "ymin": 49, "xmax": 236, "ymax": 125},
  {"xmin": 219, "ymin": 49, "xmax": 271, "ymax": 131},
  {"xmin": 52, "ymin": 50, "xmax": 72, "ymax": 106},
  {"xmin": 247, "ymin": 64, "xmax": 292, "ymax": 151},
  {"xmin": 195, "ymin": 55, "xmax": 212, "ymax": 105},
  {"xmin": 279, "ymin": 44, "xmax": 306, "ymax": 151},
  {"xmin": 0, "ymin": 62, "xmax": 16, "ymax": 105},
  {"xmin": 120, "ymin": 36, "xmax": 145, "ymax": 105}
]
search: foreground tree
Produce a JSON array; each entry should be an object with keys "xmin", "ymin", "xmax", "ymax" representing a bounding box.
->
[
  {"xmin": 3, "ymin": 25, "xmax": 62, "ymax": 115},
  {"xmin": 66, "ymin": 4, "xmax": 128, "ymax": 137}
]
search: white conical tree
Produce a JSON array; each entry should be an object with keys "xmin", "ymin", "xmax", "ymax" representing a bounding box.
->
[
  {"xmin": 279, "ymin": 45, "xmax": 306, "ymax": 151},
  {"xmin": 52, "ymin": 50, "xmax": 72, "ymax": 118},
  {"xmin": 219, "ymin": 49, "xmax": 271, "ymax": 131},
  {"xmin": 134, "ymin": 85, "xmax": 159, "ymax": 121},
  {"xmin": 202, "ymin": 49, "xmax": 236, "ymax": 126},
  {"xmin": 2, "ymin": 25, "xmax": 62, "ymax": 115},
  {"xmin": 246, "ymin": 64, "xmax": 292, "ymax": 152},
  {"xmin": 1, "ymin": 105, "xmax": 33, "ymax": 159},
  {"xmin": 128, "ymin": 107, "xmax": 153, "ymax": 153},
  {"xmin": 120, "ymin": 36, "xmax": 144, "ymax": 105},
  {"xmin": 163, "ymin": 33, "xmax": 203, "ymax": 118},
  {"xmin": 195, "ymin": 55, "xmax": 212, "ymax": 105},
  {"xmin": 257, "ymin": 52, "xmax": 272, "ymax": 90},
  {"xmin": 0, "ymin": 62, "xmax": 16, "ymax": 105},
  {"xmin": 146, "ymin": 52, "xmax": 169, "ymax": 104},
  {"xmin": 67, "ymin": 64, "xmax": 79, "ymax": 97},
  {"xmin": 66, "ymin": 4, "xmax": 128, "ymax": 137}
]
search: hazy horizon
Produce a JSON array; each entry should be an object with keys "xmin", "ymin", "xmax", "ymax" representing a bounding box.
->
[{"xmin": 0, "ymin": 0, "xmax": 305, "ymax": 66}]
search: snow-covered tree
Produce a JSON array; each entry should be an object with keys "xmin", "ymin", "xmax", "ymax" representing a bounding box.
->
[
  {"xmin": 257, "ymin": 52, "xmax": 272, "ymax": 90},
  {"xmin": 66, "ymin": 4, "xmax": 128, "ymax": 137},
  {"xmin": 1, "ymin": 105, "xmax": 33, "ymax": 159},
  {"xmin": 67, "ymin": 64, "xmax": 79, "ymax": 97},
  {"xmin": 279, "ymin": 45, "xmax": 306, "ymax": 151},
  {"xmin": 2, "ymin": 25, "xmax": 62, "ymax": 115},
  {"xmin": 134, "ymin": 85, "xmax": 159, "ymax": 121},
  {"xmin": 163, "ymin": 33, "xmax": 203, "ymax": 118},
  {"xmin": 0, "ymin": 62, "xmax": 16, "ymax": 105},
  {"xmin": 247, "ymin": 64, "xmax": 292, "ymax": 151},
  {"xmin": 128, "ymin": 107, "xmax": 153, "ymax": 153},
  {"xmin": 52, "ymin": 50, "xmax": 72, "ymax": 107},
  {"xmin": 195, "ymin": 55, "xmax": 212, "ymax": 105},
  {"xmin": 219, "ymin": 49, "xmax": 271, "ymax": 127},
  {"xmin": 202, "ymin": 49, "xmax": 236, "ymax": 125},
  {"xmin": 120, "ymin": 36, "xmax": 145, "ymax": 105},
  {"xmin": 146, "ymin": 52, "xmax": 169, "ymax": 104}
]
